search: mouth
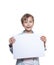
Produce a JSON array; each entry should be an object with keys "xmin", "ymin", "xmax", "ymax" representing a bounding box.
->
[
  {"xmin": 27, "ymin": 27, "xmax": 31, "ymax": 28},
  {"xmin": 26, "ymin": 26, "xmax": 31, "ymax": 28},
  {"xmin": 26, "ymin": 27, "xmax": 31, "ymax": 29}
]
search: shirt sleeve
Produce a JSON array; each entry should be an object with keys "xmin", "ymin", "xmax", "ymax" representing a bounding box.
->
[
  {"xmin": 9, "ymin": 44, "xmax": 13, "ymax": 53},
  {"xmin": 44, "ymin": 47, "xmax": 47, "ymax": 51}
]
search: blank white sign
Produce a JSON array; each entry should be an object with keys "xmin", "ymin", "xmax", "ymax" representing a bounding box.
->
[{"xmin": 13, "ymin": 33, "xmax": 45, "ymax": 59}]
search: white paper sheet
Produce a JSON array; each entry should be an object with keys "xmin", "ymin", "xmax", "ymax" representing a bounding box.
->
[{"xmin": 13, "ymin": 33, "xmax": 45, "ymax": 59}]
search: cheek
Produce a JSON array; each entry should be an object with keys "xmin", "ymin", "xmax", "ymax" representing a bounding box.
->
[
  {"xmin": 23, "ymin": 23, "xmax": 27, "ymax": 27},
  {"xmin": 30, "ymin": 23, "xmax": 34, "ymax": 26}
]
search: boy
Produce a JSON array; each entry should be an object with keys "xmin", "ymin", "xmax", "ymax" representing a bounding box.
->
[{"xmin": 9, "ymin": 13, "xmax": 47, "ymax": 65}]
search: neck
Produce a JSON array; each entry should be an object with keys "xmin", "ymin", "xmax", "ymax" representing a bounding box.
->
[{"xmin": 24, "ymin": 30, "xmax": 33, "ymax": 33}]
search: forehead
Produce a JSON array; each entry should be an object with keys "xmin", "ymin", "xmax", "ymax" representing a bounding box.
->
[
  {"xmin": 27, "ymin": 17, "xmax": 33, "ymax": 20},
  {"xmin": 24, "ymin": 16, "xmax": 33, "ymax": 21}
]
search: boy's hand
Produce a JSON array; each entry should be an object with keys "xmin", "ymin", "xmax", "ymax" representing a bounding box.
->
[
  {"xmin": 9, "ymin": 37, "xmax": 16, "ymax": 44},
  {"xmin": 40, "ymin": 36, "xmax": 46, "ymax": 43},
  {"xmin": 40, "ymin": 36, "xmax": 47, "ymax": 47}
]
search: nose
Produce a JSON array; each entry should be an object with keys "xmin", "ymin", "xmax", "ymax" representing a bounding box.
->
[
  {"xmin": 27, "ymin": 21, "xmax": 31, "ymax": 26},
  {"xmin": 27, "ymin": 23, "xmax": 30, "ymax": 25}
]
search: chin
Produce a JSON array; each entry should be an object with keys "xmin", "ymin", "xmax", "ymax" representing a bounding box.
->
[{"xmin": 25, "ymin": 28, "xmax": 32, "ymax": 32}]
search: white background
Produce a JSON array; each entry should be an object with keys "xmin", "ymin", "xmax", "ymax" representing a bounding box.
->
[{"xmin": 0, "ymin": 0, "xmax": 54, "ymax": 65}]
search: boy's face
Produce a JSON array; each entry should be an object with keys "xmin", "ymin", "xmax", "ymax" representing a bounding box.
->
[{"xmin": 22, "ymin": 17, "xmax": 34, "ymax": 32}]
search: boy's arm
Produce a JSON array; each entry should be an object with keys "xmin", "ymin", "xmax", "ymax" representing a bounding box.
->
[
  {"xmin": 9, "ymin": 37, "xmax": 15, "ymax": 54},
  {"xmin": 40, "ymin": 36, "xmax": 47, "ymax": 50},
  {"xmin": 44, "ymin": 41, "xmax": 47, "ymax": 50},
  {"xmin": 9, "ymin": 44, "xmax": 13, "ymax": 53}
]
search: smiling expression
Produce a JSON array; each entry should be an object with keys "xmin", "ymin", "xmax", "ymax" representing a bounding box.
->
[{"xmin": 22, "ymin": 17, "xmax": 34, "ymax": 32}]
